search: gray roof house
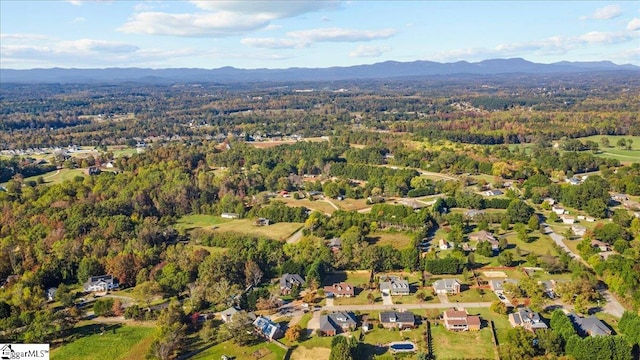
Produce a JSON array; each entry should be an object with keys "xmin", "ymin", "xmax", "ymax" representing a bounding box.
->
[
  {"xmin": 432, "ymin": 279, "xmax": 461, "ymax": 294},
  {"xmin": 508, "ymin": 308, "xmax": 548, "ymax": 332},
  {"xmin": 379, "ymin": 311, "xmax": 416, "ymax": 329},
  {"xmin": 253, "ymin": 316, "xmax": 283, "ymax": 340},
  {"xmin": 280, "ymin": 273, "xmax": 305, "ymax": 295},
  {"xmin": 83, "ymin": 275, "xmax": 118, "ymax": 293},
  {"xmin": 221, "ymin": 306, "xmax": 256, "ymax": 324},
  {"xmin": 568, "ymin": 313, "xmax": 612, "ymax": 337},
  {"xmin": 318, "ymin": 312, "xmax": 357, "ymax": 336},
  {"xmin": 379, "ymin": 276, "xmax": 410, "ymax": 296}
]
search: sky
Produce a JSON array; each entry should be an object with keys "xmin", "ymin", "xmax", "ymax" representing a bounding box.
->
[{"xmin": 1, "ymin": 0, "xmax": 639, "ymax": 69}]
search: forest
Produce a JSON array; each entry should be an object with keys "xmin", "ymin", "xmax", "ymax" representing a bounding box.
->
[{"xmin": 0, "ymin": 75, "xmax": 639, "ymax": 359}]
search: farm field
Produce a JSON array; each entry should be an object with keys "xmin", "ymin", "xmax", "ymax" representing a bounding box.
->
[{"xmin": 51, "ymin": 323, "xmax": 155, "ymax": 360}]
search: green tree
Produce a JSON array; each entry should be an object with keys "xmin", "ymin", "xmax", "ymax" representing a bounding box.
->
[
  {"xmin": 498, "ymin": 252, "xmax": 514, "ymax": 266},
  {"xmin": 527, "ymin": 215, "xmax": 539, "ymax": 231},
  {"xmin": 507, "ymin": 199, "xmax": 535, "ymax": 224}
]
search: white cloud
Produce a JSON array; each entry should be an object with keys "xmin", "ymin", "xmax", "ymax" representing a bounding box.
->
[
  {"xmin": 349, "ymin": 45, "xmax": 390, "ymax": 57},
  {"xmin": 241, "ymin": 27, "xmax": 396, "ymax": 49},
  {"xmin": 628, "ymin": 18, "xmax": 640, "ymax": 31},
  {"xmin": 120, "ymin": 1, "xmax": 341, "ymax": 37},
  {"xmin": 118, "ymin": 11, "xmax": 271, "ymax": 37},
  {"xmin": 240, "ymin": 37, "xmax": 305, "ymax": 49},
  {"xmin": 288, "ymin": 27, "xmax": 396, "ymax": 42},
  {"xmin": 0, "ymin": 33, "xmax": 49, "ymax": 41},
  {"xmin": 188, "ymin": 1, "xmax": 340, "ymax": 17},
  {"xmin": 264, "ymin": 24, "xmax": 282, "ymax": 31},
  {"xmin": 66, "ymin": 0, "xmax": 83, "ymax": 5},
  {"xmin": 581, "ymin": 4, "xmax": 622, "ymax": 20},
  {"xmin": 73, "ymin": 17, "xmax": 86, "ymax": 23},
  {"xmin": 431, "ymin": 30, "xmax": 639, "ymax": 62}
]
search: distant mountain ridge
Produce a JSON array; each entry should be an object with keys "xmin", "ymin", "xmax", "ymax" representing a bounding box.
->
[{"xmin": 1, "ymin": 58, "xmax": 638, "ymax": 83}]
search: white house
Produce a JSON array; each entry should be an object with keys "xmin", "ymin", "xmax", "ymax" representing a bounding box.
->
[
  {"xmin": 572, "ymin": 224, "xmax": 587, "ymax": 237},
  {"xmin": 438, "ymin": 239, "xmax": 449, "ymax": 250},
  {"xmin": 560, "ymin": 215, "xmax": 575, "ymax": 225},
  {"xmin": 552, "ymin": 205, "xmax": 566, "ymax": 215},
  {"xmin": 221, "ymin": 213, "xmax": 239, "ymax": 219},
  {"xmin": 83, "ymin": 275, "xmax": 118, "ymax": 293}
]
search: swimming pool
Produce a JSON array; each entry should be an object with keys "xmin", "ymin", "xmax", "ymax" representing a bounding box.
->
[{"xmin": 389, "ymin": 341, "xmax": 417, "ymax": 353}]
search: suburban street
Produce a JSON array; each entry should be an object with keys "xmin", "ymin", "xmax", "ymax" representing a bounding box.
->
[{"xmin": 543, "ymin": 224, "xmax": 626, "ymax": 317}]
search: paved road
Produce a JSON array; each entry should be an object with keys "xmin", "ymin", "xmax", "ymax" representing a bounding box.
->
[
  {"xmin": 322, "ymin": 302, "xmax": 492, "ymax": 312},
  {"xmin": 286, "ymin": 228, "xmax": 304, "ymax": 244},
  {"xmin": 543, "ymin": 224, "xmax": 625, "ymax": 318}
]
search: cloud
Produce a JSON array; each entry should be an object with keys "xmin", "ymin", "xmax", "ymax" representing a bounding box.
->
[
  {"xmin": 288, "ymin": 27, "xmax": 396, "ymax": 42},
  {"xmin": 240, "ymin": 37, "xmax": 306, "ymax": 49},
  {"xmin": 628, "ymin": 18, "xmax": 640, "ymax": 31},
  {"xmin": 66, "ymin": 0, "xmax": 83, "ymax": 5},
  {"xmin": 349, "ymin": 45, "xmax": 390, "ymax": 58},
  {"xmin": 431, "ymin": 30, "xmax": 639, "ymax": 62},
  {"xmin": 120, "ymin": 1, "xmax": 341, "ymax": 37},
  {"xmin": 581, "ymin": 4, "xmax": 622, "ymax": 20},
  {"xmin": 188, "ymin": 1, "xmax": 340, "ymax": 17},
  {"xmin": 73, "ymin": 17, "xmax": 86, "ymax": 23},
  {"xmin": 0, "ymin": 33, "xmax": 49, "ymax": 41},
  {"xmin": 118, "ymin": 11, "xmax": 272, "ymax": 37},
  {"xmin": 241, "ymin": 27, "xmax": 396, "ymax": 49}
]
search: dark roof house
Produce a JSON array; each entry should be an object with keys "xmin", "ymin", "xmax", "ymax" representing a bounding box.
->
[
  {"xmin": 379, "ymin": 311, "xmax": 416, "ymax": 329},
  {"xmin": 324, "ymin": 282, "xmax": 355, "ymax": 297},
  {"xmin": 280, "ymin": 273, "xmax": 305, "ymax": 295},
  {"xmin": 568, "ymin": 313, "xmax": 612, "ymax": 337},
  {"xmin": 508, "ymin": 308, "xmax": 547, "ymax": 331},
  {"xmin": 319, "ymin": 312, "xmax": 357, "ymax": 336},
  {"xmin": 83, "ymin": 275, "xmax": 118, "ymax": 293}
]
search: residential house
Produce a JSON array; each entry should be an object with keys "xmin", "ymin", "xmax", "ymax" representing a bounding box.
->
[
  {"xmin": 221, "ymin": 212, "xmax": 240, "ymax": 219},
  {"xmin": 254, "ymin": 218, "xmax": 270, "ymax": 226},
  {"xmin": 318, "ymin": 312, "xmax": 357, "ymax": 336},
  {"xmin": 552, "ymin": 205, "xmax": 566, "ymax": 215},
  {"xmin": 538, "ymin": 280, "xmax": 556, "ymax": 299},
  {"xmin": 46, "ymin": 287, "xmax": 57, "ymax": 302},
  {"xmin": 443, "ymin": 309, "xmax": 481, "ymax": 331},
  {"xmin": 253, "ymin": 316, "xmax": 283, "ymax": 340},
  {"xmin": 560, "ymin": 215, "xmax": 575, "ymax": 225},
  {"xmin": 623, "ymin": 200, "xmax": 640, "ymax": 211},
  {"xmin": 379, "ymin": 276, "xmax": 410, "ymax": 296},
  {"xmin": 433, "ymin": 279, "xmax": 461, "ymax": 295},
  {"xmin": 566, "ymin": 177, "xmax": 581, "ymax": 186},
  {"xmin": 327, "ymin": 238, "xmax": 342, "ymax": 251},
  {"xmin": 324, "ymin": 282, "xmax": 355, "ymax": 297},
  {"xmin": 568, "ymin": 313, "xmax": 612, "ymax": 337},
  {"xmin": 280, "ymin": 274, "xmax": 305, "ymax": 295},
  {"xmin": 611, "ymin": 194, "xmax": 629, "ymax": 202},
  {"xmin": 86, "ymin": 166, "xmax": 101, "ymax": 176},
  {"xmin": 482, "ymin": 189, "xmax": 503, "ymax": 196},
  {"xmin": 586, "ymin": 217, "xmax": 596, "ymax": 222},
  {"xmin": 83, "ymin": 275, "xmax": 118, "ymax": 293},
  {"xmin": 571, "ymin": 224, "xmax": 587, "ymax": 237},
  {"xmin": 508, "ymin": 308, "xmax": 548, "ymax": 331},
  {"xmin": 221, "ymin": 306, "xmax": 256, "ymax": 323},
  {"xmin": 591, "ymin": 240, "xmax": 611, "ymax": 252},
  {"xmin": 464, "ymin": 209, "xmax": 485, "ymax": 220},
  {"xmin": 544, "ymin": 198, "xmax": 556, "ymax": 206},
  {"xmin": 438, "ymin": 239, "xmax": 449, "ymax": 250},
  {"xmin": 379, "ymin": 311, "xmax": 416, "ymax": 329},
  {"xmin": 469, "ymin": 230, "xmax": 500, "ymax": 251}
]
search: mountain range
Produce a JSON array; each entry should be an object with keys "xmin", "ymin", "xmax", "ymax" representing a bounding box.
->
[{"xmin": 1, "ymin": 58, "xmax": 638, "ymax": 83}]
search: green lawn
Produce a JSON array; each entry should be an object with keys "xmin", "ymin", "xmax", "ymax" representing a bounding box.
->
[
  {"xmin": 572, "ymin": 135, "xmax": 640, "ymax": 164},
  {"xmin": 366, "ymin": 231, "xmax": 413, "ymax": 250},
  {"xmin": 175, "ymin": 215, "xmax": 303, "ymax": 241},
  {"xmin": 192, "ymin": 340, "xmax": 287, "ymax": 360},
  {"xmin": 431, "ymin": 323, "xmax": 496, "ymax": 360},
  {"xmin": 51, "ymin": 324, "xmax": 155, "ymax": 360}
]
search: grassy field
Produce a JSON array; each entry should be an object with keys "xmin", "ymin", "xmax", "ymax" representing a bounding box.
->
[
  {"xmin": 51, "ymin": 323, "xmax": 155, "ymax": 360},
  {"xmin": 192, "ymin": 340, "xmax": 287, "ymax": 360},
  {"xmin": 175, "ymin": 214, "xmax": 303, "ymax": 241},
  {"xmin": 569, "ymin": 135, "xmax": 640, "ymax": 164},
  {"xmin": 431, "ymin": 322, "xmax": 496, "ymax": 359},
  {"xmin": 366, "ymin": 231, "xmax": 413, "ymax": 250},
  {"xmin": 278, "ymin": 197, "xmax": 338, "ymax": 215},
  {"xmin": 175, "ymin": 214, "xmax": 231, "ymax": 231},
  {"xmin": 334, "ymin": 198, "xmax": 370, "ymax": 211}
]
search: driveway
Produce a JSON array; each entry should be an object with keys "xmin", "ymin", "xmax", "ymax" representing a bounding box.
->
[
  {"xmin": 382, "ymin": 293, "xmax": 393, "ymax": 305},
  {"xmin": 437, "ymin": 293, "xmax": 450, "ymax": 304},
  {"xmin": 493, "ymin": 290, "xmax": 513, "ymax": 307},
  {"xmin": 325, "ymin": 297, "xmax": 334, "ymax": 307}
]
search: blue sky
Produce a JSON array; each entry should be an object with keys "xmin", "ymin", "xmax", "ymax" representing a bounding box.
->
[{"xmin": 1, "ymin": 1, "xmax": 639, "ymax": 69}]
